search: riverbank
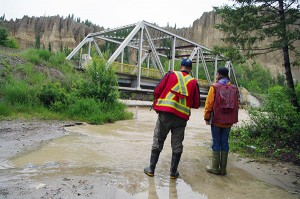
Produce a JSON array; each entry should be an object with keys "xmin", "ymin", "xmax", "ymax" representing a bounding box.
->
[{"xmin": 0, "ymin": 107, "xmax": 299, "ymax": 198}]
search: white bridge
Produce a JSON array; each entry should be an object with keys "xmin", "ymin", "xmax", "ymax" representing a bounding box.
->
[{"xmin": 66, "ymin": 20, "xmax": 238, "ymax": 98}]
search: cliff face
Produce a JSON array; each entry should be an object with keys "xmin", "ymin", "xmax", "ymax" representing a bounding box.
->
[
  {"xmin": 4, "ymin": 15, "xmax": 104, "ymax": 51},
  {"xmin": 177, "ymin": 12, "xmax": 299, "ymax": 79},
  {"xmin": 190, "ymin": 12, "xmax": 226, "ymax": 48},
  {"xmin": 188, "ymin": 12, "xmax": 299, "ymax": 80},
  {"xmin": 3, "ymin": 13, "xmax": 299, "ymax": 80}
]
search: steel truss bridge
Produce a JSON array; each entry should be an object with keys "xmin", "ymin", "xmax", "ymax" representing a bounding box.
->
[{"xmin": 66, "ymin": 20, "xmax": 238, "ymax": 100}]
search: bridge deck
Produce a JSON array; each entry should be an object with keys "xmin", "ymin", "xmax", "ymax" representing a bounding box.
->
[{"xmin": 113, "ymin": 62, "xmax": 210, "ymax": 101}]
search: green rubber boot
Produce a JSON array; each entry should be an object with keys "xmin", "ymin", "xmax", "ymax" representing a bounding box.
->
[
  {"xmin": 144, "ymin": 149, "xmax": 160, "ymax": 177},
  {"xmin": 206, "ymin": 151, "xmax": 220, "ymax": 175},
  {"xmin": 220, "ymin": 151, "xmax": 228, "ymax": 175}
]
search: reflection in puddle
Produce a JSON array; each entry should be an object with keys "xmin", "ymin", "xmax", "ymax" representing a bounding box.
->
[
  {"xmin": 9, "ymin": 107, "xmax": 299, "ymax": 198},
  {"xmin": 145, "ymin": 178, "xmax": 207, "ymax": 199}
]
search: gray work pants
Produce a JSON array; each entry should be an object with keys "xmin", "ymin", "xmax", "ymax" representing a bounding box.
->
[{"xmin": 151, "ymin": 112, "xmax": 187, "ymax": 154}]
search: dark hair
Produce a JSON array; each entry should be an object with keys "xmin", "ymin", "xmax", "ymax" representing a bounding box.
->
[
  {"xmin": 217, "ymin": 67, "xmax": 229, "ymax": 76},
  {"xmin": 217, "ymin": 67, "xmax": 230, "ymax": 80}
]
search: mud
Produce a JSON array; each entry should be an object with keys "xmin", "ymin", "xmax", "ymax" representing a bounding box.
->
[{"xmin": 0, "ymin": 108, "xmax": 299, "ymax": 199}]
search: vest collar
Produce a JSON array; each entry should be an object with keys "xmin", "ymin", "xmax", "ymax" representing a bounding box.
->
[{"xmin": 180, "ymin": 70, "xmax": 189, "ymax": 74}]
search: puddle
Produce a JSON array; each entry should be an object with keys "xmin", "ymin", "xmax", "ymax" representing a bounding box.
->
[{"xmin": 7, "ymin": 107, "xmax": 299, "ymax": 198}]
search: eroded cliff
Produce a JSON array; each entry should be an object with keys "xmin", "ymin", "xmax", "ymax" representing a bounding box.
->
[
  {"xmin": 2, "ymin": 13, "xmax": 299, "ymax": 80},
  {"xmin": 3, "ymin": 15, "xmax": 104, "ymax": 52}
]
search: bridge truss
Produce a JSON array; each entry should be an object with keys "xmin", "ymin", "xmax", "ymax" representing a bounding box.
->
[{"xmin": 66, "ymin": 20, "xmax": 238, "ymax": 92}]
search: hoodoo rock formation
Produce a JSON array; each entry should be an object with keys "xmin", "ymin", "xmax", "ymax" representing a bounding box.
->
[{"xmin": 2, "ymin": 12, "xmax": 299, "ymax": 80}]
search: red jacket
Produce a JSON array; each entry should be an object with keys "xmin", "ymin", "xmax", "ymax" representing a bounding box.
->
[{"xmin": 153, "ymin": 70, "xmax": 200, "ymax": 120}]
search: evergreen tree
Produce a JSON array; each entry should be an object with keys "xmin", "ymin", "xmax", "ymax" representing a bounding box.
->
[
  {"xmin": 60, "ymin": 42, "xmax": 63, "ymax": 52},
  {"xmin": 0, "ymin": 14, "xmax": 5, "ymax": 21},
  {"xmin": 35, "ymin": 32, "xmax": 40, "ymax": 49},
  {"xmin": 0, "ymin": 27, "xmax": 8, "ymax": 46},
  {"xmin": 84, "ymin": 19, "xmax": 92, "ymax": 27},
  {"xmin": 0, "ymin": 26, "xmax": 19, "ymax": 49},
  {"xmin": 48, "ymin": 43, "xmax": 52, "ymax": 52},
  {"xmin": 214, "ymin": 0, "xmax": 300, "ymax": 111}
]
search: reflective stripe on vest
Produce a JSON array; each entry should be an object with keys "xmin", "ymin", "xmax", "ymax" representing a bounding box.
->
[
  {"xmin": 156, "ymin": 71, "xmax": 194, "ymax": 115},
  {"xmin": 172, "ymin": 71, "xmax": 193, "ymax": 96}
]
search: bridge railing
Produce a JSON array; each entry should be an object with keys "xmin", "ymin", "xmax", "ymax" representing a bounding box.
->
[
  {"xmin": 112, "ymin": 62, "xmax": 136, "ymax": 74},
  {"xmin": 112, "ymin": 62, "xmax": 161, "ymax": 79},
  {"xmin": 198, "ymin": 79, "xmax": 210, "ymax": 87},
  {"xmin": 112, "ymin": 62, "xmax": 210, "ymax": 88},
  {"xmin": 141, "ymin": 67, "xmax": 162, "ymax": 78}
]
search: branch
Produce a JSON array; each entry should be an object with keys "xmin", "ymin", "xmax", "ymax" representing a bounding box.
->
[
  {"xmin": 249, "ymin": 46, "xmax": 280, "ymax": 51},
  {"xmin": 286, "ymin": 0, "xmax": 297, "ymax": 9},
  {"xmin": 230, "ymin": 46, "xmax": 279, "ymax": 57},
  {"xmin": 260, "ymin": 1, "xmax": 280, "ymax": 12},
  {"xmin": 290, "ymin": 48, "xmax": 300, "ymax": 54}
]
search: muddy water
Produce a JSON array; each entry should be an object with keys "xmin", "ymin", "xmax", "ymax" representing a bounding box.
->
[{"xmin": 10, "ymin": 107, "xmax": 298, "ymax": 198}]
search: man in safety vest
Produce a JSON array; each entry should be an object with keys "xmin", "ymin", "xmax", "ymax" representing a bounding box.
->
[{"xmin": 144, "ymin": 58, "xmax": 200, "ymax": 179}]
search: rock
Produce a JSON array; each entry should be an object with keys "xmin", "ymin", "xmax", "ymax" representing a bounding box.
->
[
  {"xmin": 3, "ymin": 16, "xmax": 104, "ymax": 52},
  {"xmin": 239, "ymin": 87, "xmax": 261, "ymax": 108}
]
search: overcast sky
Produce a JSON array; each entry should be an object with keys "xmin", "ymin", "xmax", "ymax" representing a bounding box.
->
[{"xmin": 1, "ymin": 0, "xmax": 230, "ymax": 28}]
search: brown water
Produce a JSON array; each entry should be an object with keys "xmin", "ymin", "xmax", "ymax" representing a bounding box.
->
[{"xmin": 10, "ymin": 107, "xmax": 299, "ymax": 198}]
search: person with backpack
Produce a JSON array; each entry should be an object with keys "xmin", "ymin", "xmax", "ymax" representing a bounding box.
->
[
  {"xmin": 144, "ymin": 58, "xmax": 200, "ymax": 179},
  {"xmin": 204, "ymin": 67, "xmax": 239, "ymax": 175}
]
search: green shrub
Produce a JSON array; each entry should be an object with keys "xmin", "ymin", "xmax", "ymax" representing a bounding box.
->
[
  {"xmin": 234, "ymin": 63, "xmax": 274, "ymax": 93},
  {"xmin": 230, "ymin": 86, "xmax": 300, "ymax": 164},
  {"xmin": 22, "ymin": 49, "xmax": 41, "ymax": 64},
  {"xmin": 49, "ymin": 101, "xmax": 68, "ymax": 112},
  {"xmin": 295, "ymin": 83, "xmax": 300, "ymax": 105},
  {"xmin": 0, "ymin": 102, "xmax": 10, "ymax": 117},
  {"xmin": 67, "ymin": 99, "xmax": 132, "ymax": 124},
  {"xmin": 79, "ymin": 57, "xmax": 119, "ymax": 102},
  {"xmin": 39, "ymin": 82, "xmax": 68, "ymax": 108},
  {"xmin": 5, "ymin": 38, "xmax": 19, "ymax": 49},
  {"xmin": 49, "ymin": 52, "xmax": 68, "ymax": 66},
  {"xmin": 88, "ymin": 101, "xmax": 133, "ymax": 124},
  {"xmin": 22, "ymin": 49, "xmax": 52, "ymax": 64},
  {"xmin": 37, "ymin": 49, "xmax": 51, "ymax": 61},
  {"xmin": 67, "ymin": 98, "xmax": 100, "ymax": 117}
]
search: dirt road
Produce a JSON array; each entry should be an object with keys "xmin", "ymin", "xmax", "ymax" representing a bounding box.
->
[{"xmin": 0, "ymin": 107, "xmax": 299, "ymax": 198}]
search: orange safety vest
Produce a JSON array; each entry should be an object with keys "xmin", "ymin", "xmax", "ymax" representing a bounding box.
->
[{"xmin": 154, "ymin": 71, "xmax": 197, "ymax": 120}]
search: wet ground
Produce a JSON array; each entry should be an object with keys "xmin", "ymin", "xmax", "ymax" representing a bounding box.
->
[{"xmin": 0, "ymin": 107, "xmax": 299, "ymax": 198}]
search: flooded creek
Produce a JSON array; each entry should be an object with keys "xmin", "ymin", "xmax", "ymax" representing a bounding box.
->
[{"xmin": 2, "ymin": 107, "xmax": 299, "ymax": 198}]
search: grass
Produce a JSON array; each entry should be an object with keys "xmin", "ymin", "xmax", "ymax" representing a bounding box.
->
[{"xmin": 0, "ymin": 48, "xmax": 133, "ymax": 124}]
